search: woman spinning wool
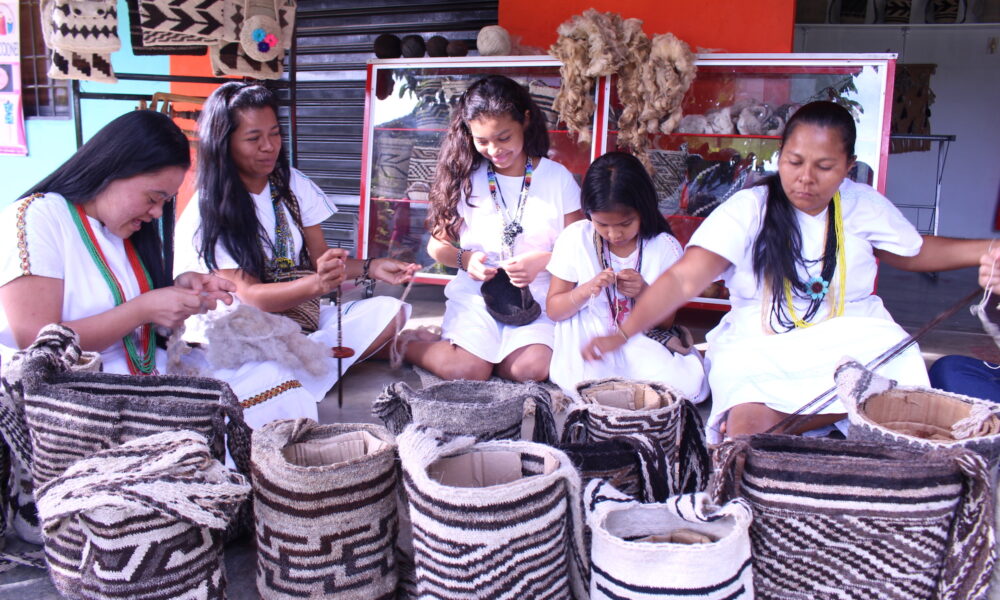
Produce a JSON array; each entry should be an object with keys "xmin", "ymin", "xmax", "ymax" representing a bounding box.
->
[
  {"xmin": 583, "ymin": 101, "xmax": 995, "ymax": 441},
  {"xmin": 0, "ymin": 111, "xmax": 233, "ymax": 373},
  {"xmin": 175, "ymin": 82, "xmax": 419, "ymax": 414}
]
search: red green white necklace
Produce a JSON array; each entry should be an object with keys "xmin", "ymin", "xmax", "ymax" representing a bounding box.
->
[{"xmin": 68, "ymin": 201, "xmax": 157, "ymax": 375}]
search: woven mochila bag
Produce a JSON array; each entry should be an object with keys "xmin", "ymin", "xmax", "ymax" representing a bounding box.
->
[
  {"xmin": 584, "ymin": 479, "xmax": 754, "ymax": 600},
  {"xmin": 251, "ymin": 419, "xmax": 399, "ymax": 599},
  {"xmin": 713, "ymin": 434, "xmax": 996, "ymax": 600},
  {"xmin": 564, "ymin": 378, "xmax": 710, "ymax": 496},
  {"xmin": 36, "ymin": 430, "xmax": 250, "ymax": 600},
  {"xmin": 397, "ymin": 425, "xmax": 588, "ymax": 599},
  {"xmin": 557, "ymin": 433, "xmax": 670, "ymax": 503},
  {"xmin": 374, "ymin": 380, "xmax": 558, "ymax": 443}
]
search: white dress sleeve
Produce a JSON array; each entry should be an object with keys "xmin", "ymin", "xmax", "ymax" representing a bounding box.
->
[
  {"xmin": 0, "ymin": 194, "xmax": 67, "ymax": 287},
  {"xmin": 547, "ymin": 221, "xmax": 585, "ymax": 283},
  {"xmin": 559, "ymin": 165, "xmax": 582, "ymax": 215},
  {"xmin": 687, "ymin": 188, "xmax": 762, "ymax": 269},
  {"xmin": 843, "ymin": 180, "xmax": 923, "ymax": 257},
  {"xmin": 290, "ymin": 169, "xmax": 337, "ymax": 228}
]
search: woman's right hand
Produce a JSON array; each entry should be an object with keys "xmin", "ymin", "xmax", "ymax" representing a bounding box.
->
[
  {"xmin": 137, "ymin": 287, "xmax": 215, "ymax": 330},
  {"xmin": 466, "ymin": 251, "xmax": 498, "ymax": 282},
  {"xmin": 314, "ymin": 248, "xmax": 348, "ymax": 294}
]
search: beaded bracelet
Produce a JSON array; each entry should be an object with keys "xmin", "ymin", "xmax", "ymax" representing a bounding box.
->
[
  {"xmin": 355, "ymin": 257, "xmax": 376, "ymax": 298},
  {"xmin": 456, "ymin": 247, "xmax": 468, "ymax": 271}
]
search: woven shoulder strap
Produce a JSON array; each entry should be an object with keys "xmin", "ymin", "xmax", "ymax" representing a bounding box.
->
[{"xmin": 372, "ymin": 382, "xmax": 414, "ymax": 435}]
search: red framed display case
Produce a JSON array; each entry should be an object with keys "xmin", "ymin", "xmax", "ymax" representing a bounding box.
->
[{"xmin": 358, "ymin": 54, "xmax": 896, "ymax": 303}]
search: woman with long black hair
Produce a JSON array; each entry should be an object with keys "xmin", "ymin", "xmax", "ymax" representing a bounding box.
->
[
  {"xmin": 175, "ymin": 82, "xmax": 418, "ymax": 413},
  {"xmin": 583, "ymin": 101, "xmax": 995, "ymax": 441},
  {"xmin": 0, "ymin": 110, "xmax": 233, "ymax": 373}
]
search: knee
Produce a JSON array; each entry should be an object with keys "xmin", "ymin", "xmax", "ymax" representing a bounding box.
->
[
  {"xmin": 726, "ymin": 404, "xmax": 780, "ymax": 437},
  {"xmin": 436, "ymin": 357, "xmax": 493, "ymax": 382},
  {"xmin": 929, "ymin": 355, "xmax": 978, "ymax": 388},
  {"xmin": 507, "ymin": 357, "xmax": 550, "ymax": 383}
]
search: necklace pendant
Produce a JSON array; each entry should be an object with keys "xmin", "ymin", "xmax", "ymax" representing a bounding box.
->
[
  {"xmin": 502, "ymin": 222, "xmax": 523, "ymax": 248},
  {"xmin": 806, "ymin": 275, "xmax": 830, "ymax": 300}
]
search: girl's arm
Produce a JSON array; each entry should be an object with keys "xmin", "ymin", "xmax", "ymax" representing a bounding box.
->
[
  {"xmin": 427, "ymin": 234, "xmax": 497, "ymax": 281},
  {"xmin": 0, "ymin": 275, "xmax": 213, "ymax": 351},
  {"xmin": 582, "ymin": 247, "xmax": 731, "ymax": 360},
  {"xmin": 875, "ymin": 236, "xmax": 989, "ymax": 272},
  {"xmin": 546, "ymin": 270, "xmax": 615, "ymax": 322}
]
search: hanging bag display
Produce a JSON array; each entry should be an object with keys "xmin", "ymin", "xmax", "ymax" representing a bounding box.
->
[
  {"xmin": 36, "ymin": 430, "xmax": 250, "ymax": 600},
  {"xmin": 584, "ymin": 480, "xmax": 754, "ymax": 600},
  {"xmin": 713, "ymin": 434, "xmax": 995, "ymax": 600},
  {"xmin": 397, "ymin": 425, "xmax": 588, "ymax": 599},
  {"xmin": 373, "ymin": 380, "xmax": 557, "ymax": 443},
  {"xmin": 563, "ymin": 378, "xmax": 710, "ymax": 496},
  {"xmin": 251, "ymin": 419, "xmax": 399, "ymax": 599}
]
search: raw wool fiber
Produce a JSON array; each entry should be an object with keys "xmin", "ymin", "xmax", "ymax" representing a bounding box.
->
[
  {"xmin": 564, "ymin": 377, "xmax": 710, "ymax": 497},
  {"xmin": 584, "ymin": 480, "xmax": 753, "ymax": 600},
  {"xmin": 397, "ymin": 426, "xmax": 588, "ymax": 599},
  {"xmin": 252, "ymin": 419, "xmax": 399, "ymax": 599},
  {"xmin": 557, "ymin": 433, "xmax": 670, "ymax": 503},
  {"xmin": 374, "ymin": 380, "xmax": 558, "ymax": 444},
  {"xmin": 36, "ymin": 430, "xmax": 249, "ymax": 600},
  {"xmin": 713, "ymin": 434, "xmax": 996, "ymax": 600},
  {"xmin": 202, "ymin": 303, "xmax": 329, "ymax": 377}
]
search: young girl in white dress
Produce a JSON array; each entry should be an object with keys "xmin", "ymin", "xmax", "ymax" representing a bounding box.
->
[
  {"xmin": 400, "ymin": 75, "xmax": 583, "ymax": 381},
  {"xmin": 547, "ymin": 152, "xmax": 708, "ymax": 401},
  {"xmin": 583, "ymin": 101, "xmax": 996, "ymax": 442}
]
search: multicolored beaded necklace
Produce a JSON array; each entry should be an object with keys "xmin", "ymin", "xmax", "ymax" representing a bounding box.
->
[
  {"xmin": 486, "ymin": 157, "xmax": 533, "ymax": 258},
  {"xmin": 269, "ymin": 176, "xmax": 297, "ymax": 272},
  {"xmin": 781, "ymin": 190, "xmax": 847, "ymax": 329},
  {"xmin": 593, "ymin": 231, "xmax": 644, "ymax": 328},
  {"xmin": 68, "ymin": 201, "xmax": 157, "ymax": 375}
]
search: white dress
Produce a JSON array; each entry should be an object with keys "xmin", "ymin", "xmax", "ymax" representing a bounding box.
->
[
  {"xmin": 547, "ymin": 219, "xmax": 709, "ymax": 401},
  {"xmin": 441, "ymin": 157, "xmax": 581, "ymax": 363},
  {"xmin": 174, "ymin": 169, "xmax": 410, "ymax": 426},
  {"xmin": 687, "ymin": 179, "xmax": 928, "ymax": 442},
  {"xmin": 0, "ymin": 192, "xmax": 168, "ymax": 373}
]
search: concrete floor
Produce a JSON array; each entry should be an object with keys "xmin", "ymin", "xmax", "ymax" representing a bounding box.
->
[{"xmin": 1, "ymin": 262, "xmax": 996, "ymax": 598}]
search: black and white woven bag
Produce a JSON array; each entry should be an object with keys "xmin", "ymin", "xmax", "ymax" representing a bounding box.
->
[
  {"xmin": 252, "ymin": 419, "xmax": 399, "ymax": 599},
  {"xmin": 713, "ymin": 434, "xmax": 996, "ymax": 600},
  {"xmin": 564, "ymin": 378, "xmax": 710, "ymax": 496},
  {"xmin": 35, "ymin": 430, "xmax": 250, "ymax": 600},
  {"xmin": 584, "ymin": 480, "xmax": 754, "ymax": 600},
  {"xmin": 374, "ymin": 380, "xmax": 557, "ymax": 443},
  {"xmin": 397, "ymin": 425, "xmax": 588, "ymax": 599},
  {"xmin": 557, "ymin": 433, "xmax": 670, "ymax": 503}
]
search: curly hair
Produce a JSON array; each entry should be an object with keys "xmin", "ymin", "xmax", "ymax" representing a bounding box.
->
[{"xmin": 426, "ymin": 75, "xmax": 550, "ymax": 242}]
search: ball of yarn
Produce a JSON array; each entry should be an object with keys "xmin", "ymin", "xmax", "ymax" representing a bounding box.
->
[
  {"xmin": 477, "ymin": 25, "xmax": 511, "ymax": 56},
  {"xmin": 373, "ymin": 34, "xmax": 401, "ymax": 59},
  {"xmin": 446, "ymin": 40, "xmax": 469, "ymax": 57},
  {"xmin": 401, "ymin": 35, "xmax": 426, "ymax": 58},
  {"xmin": 426, "ymin": 35, "xmax": 448, "ymax": 57}
]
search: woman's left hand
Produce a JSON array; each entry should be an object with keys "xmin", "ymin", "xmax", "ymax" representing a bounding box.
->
[
  {"xmin": 616, "ymin": 269, "xmax": 646, "ymax": 298},
  {"xmin": 173, "ymin": 271, "xmax": 236, "ymax": 311},
  {"xmin": 501, "ymin": 251, "xmax": 550, "ymax": 288},
  {"xmin": 581, "ymin": 333, "xmax": 627, "ymax": 361},
  {"xmin": 372, "ymin": 258, "xmax": 421, "ymax": 285},
  {"xmin": 980, "ymin": 244, "xmax": 1000, "ymax": 293}
]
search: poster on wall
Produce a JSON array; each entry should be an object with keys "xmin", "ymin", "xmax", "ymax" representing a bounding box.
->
[{"xmin": 0, "ymin": 0, "xmax": 26, "ymax": 155}]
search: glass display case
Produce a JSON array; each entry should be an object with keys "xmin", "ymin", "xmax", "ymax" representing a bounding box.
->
[{"xmin": 359, "ymin": 54, "xmax": 896, "ymax": 302}]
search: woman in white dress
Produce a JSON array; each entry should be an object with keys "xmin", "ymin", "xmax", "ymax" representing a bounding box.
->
[
  {"xmin": 399, "ymin": 75, "xmax": 583, "ymax": 381},
  {"xmin": 175, "ymin": 83, "xmax": 419, "ymax": 417},
  {"xmin": 0, "ymin": 111, "xmax": 232, "ymax": 374},
  {"xmin": 582, "ymin": 101, "xmax": 995, "ymax": 442},
  {"xmin": 547, "ymin": 152, "xmax": 708, "ymax": 401}
]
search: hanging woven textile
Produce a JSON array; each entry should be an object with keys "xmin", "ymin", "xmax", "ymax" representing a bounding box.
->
[
  {"xmin": 251, "ymin": 419, "xmax": 399, "ymax": 599},
  {"xmin": 397, "ymin": 426, "xmax": 588, "ymax": 599},
  {"xmin": 564, "ymin": 378, "xmax": 709, "ymax": 496},
  {"xmin": 584, "ymin": 480, "xmax": 754, "ymax": 600},
  {"xmin": 35, "ymin": 430, "xmax": 250, "ymax": 600},
  {"xmin": 373, "ymin": 380, "xmax": 558, "ymax": 443},
  {"xmin": 713, "ymin": 434, "xmax": 996, "ymax": 600}
]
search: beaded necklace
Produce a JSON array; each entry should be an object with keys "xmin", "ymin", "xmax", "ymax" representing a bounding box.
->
[
  {"xmin": 781, "ymin": 190, "xmax": 847, "ymax": 329},
  {"xmin": 486, "ymin": 157, "xmax": 533, "ymax": 258},
  {"xmin": 68, "ymin": 201, "xmax": 157, "ymax": 375},
  {"xmin": 269, "ymin": 176, "xmax": 297, "ymax": 272},
  {"xmin": 593, "ymin": 230, "xmax": 643, "ymax": 328}
]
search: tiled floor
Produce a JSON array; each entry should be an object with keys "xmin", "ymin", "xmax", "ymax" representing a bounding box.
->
[{"xmin": 2, "ymin": 262, "xmax": 997, "ymax": 597}]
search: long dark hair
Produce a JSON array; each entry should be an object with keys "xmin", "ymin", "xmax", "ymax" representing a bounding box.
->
[
  {"xmin": 23, "ymin": 110, "xmax": 189, "ymax": 289},
  {"xmin": 197, "ymin": 82, "xmax": 299, "ymax": 279},
  {"xmin": 752, "ymin": 101, "xmax": 857, "ymax": 330},
  {"xmin": 581, "ymin": 151, "xmax": 672, "ymax": 240},
  {"xmin": 426, "ymin": 75, "xmax": 550, "ymax": 241}
]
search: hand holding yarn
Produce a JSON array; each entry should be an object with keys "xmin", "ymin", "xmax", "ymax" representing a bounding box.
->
[
  {"xmin": 371, "ymin": 257, "xmax": 420, "ymax": 285},
  {"xmin": 500, "ymin": 250, "xmax": 550, "ymax": 288},
  {"xmin": 615, "ymin": 268, "xmax": 646, "ymax": 298},
  {"xmin": 138, "ymin": 286, "xmax": 218, "ymax": 331},
  {"xmin": 466, "ymin": 251, "xmax": 498, "ymax": 282},
  {"xmin": 581, "ymin": 329, "xmax": 627, "ymax": 361},
  {"xmin": 314, "ymin": 248, "xmax": 347, "ymax": 294},
  {"xmin": 979, "ymin": 243, "xmax": 1000, "ymax": 294},
  {"xmin": 173, "ymin": 271, "xmax": 236, "ymax": 310},
  {"xmin": 578, "ymin": 268, "xmax": 615, "ymax": 301}
]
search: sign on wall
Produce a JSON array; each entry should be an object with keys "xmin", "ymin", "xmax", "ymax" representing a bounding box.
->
[{"xmin": 0, "ymin": 0, "xmax": 26, "ymax": 155}]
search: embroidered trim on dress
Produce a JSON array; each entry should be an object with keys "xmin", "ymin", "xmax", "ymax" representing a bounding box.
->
[
  {"xmin": 241, "ymin": 380, "xmax": 304, "ymax": 408},
  {"xmin": 16, "ymin": 194, "xmax": 44, "ymax": 276}
]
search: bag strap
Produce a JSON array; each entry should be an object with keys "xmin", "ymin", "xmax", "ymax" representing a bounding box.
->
[
  {"xmin": 677, "ymin": 399, "xmax": 711, "ymax": 494},
  {"xmin": 710, "ymin": 438, "xmax": 750, "ymax": 505},
  {"xmin": 937, "ymin": 450, "xmax": 995, "ymax": 600},
  {"xmin": 615, "ymin": 433, "xmax": 670, "ymax": 503},
  {"xmin": 372, "ymin": 382, "xmax": 414, "ymax": 435},
  {"xmin": 527, "ymin": 384, "xmax": 558, "ymax": 445},
  {"xmin": 217, "ymin": 385, "xmax": 252, "ymax": 476},
  {"xmin": 560, "ymin": 407, "xmax": 590, "ymax": 444}
]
